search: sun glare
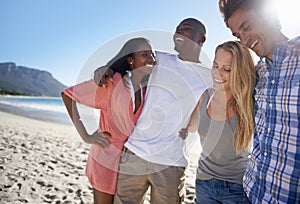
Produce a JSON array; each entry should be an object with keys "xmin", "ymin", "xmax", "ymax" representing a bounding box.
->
[{"xmin": 274, "ymin": 0, "xmax": 300, "ymax": 37}]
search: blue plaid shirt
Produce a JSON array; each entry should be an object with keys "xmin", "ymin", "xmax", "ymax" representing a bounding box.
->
[{"xmin": 243, "ymin": 37, "xmax": 300, "ymax": 203}]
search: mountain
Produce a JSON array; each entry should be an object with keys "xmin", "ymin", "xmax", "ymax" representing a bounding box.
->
[{"xmin": 0, "ymin": 62, "xmax": 67, "ymax": 97}]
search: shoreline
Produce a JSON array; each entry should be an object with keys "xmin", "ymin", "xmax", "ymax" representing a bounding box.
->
[
  {"xmin": 0, "ymin": 94, "xmax": 62, "ymax": 99},
  {"xmin": 0, "ymin": 95, "xmax": 72, "ymax": 126},
  {"xmin": 0, "ymin": 105, "xmax": 72, "ymax": 126},
  {"xmin": 0, "ymin": 110, "xmax": 198, "ymax": 203}
]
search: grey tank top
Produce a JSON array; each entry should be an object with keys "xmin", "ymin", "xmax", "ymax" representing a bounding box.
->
[{"xmin": 196, "ymin": 89, "xmax": 250, "ymax": 184}]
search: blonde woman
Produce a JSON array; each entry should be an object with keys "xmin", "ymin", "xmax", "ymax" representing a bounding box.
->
[{"xmin": 179, "ymin": 41, "xmax": 255, "ymax": 203}]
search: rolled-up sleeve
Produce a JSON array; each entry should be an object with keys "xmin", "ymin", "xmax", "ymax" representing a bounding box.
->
[{"xmin": 63, "ymin": 80, "xmax": 110, "ymax": 109}]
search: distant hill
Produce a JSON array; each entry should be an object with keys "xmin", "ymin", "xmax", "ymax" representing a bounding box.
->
[{"xmin": 0, "ymin": 62, "xmax": 67, "ymax": 97}]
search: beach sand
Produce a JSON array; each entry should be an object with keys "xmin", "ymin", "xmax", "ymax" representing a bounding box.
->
[{"xmin": 0, "ymin": 110, "xmax": 198, "ymax": 203}]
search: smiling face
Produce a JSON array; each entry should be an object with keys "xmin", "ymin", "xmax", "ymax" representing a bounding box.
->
[
  {"xmin": 227, "ymin": 8, "xmax": 276, "ymax": 60},
  {"xmin": 212, "ymin": 48, "xmax": 232, "ymax": 92},
  {"xmin": 173, "ymin": 19, "xmax": 205, "ymax": 55},
  {"xmin": 127, "ymin": 42, "xmax": 156, "ymax": 77},
  {"xmin": 174, "ymin": 22, "xmax": 196, "ymax": 51}
]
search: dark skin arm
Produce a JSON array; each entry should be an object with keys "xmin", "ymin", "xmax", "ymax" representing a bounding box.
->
[{"xmin": 61, "ymin": 92, "xmax": 111, "ymax": 147}]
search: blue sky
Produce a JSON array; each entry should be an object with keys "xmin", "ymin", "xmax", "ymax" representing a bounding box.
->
[{"xmin": 1, "ymin": 0, "xmax": 299, "ymax": 86}]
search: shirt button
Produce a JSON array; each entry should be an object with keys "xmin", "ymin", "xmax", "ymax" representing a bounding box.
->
[
  {"xmin": 271, "ymin": 80, "xmax": 275, "ymax": 84},
  {"xmin": 269, "ymin": 103, "xmax": 272, "ymax": 108},
  {"xmin": 267, "ymin": 128, "xmax": 271, "ymax": 133},
  {"xmin": 264, "ymin": 151, "xmax": 268, "ymax": 156},
  {"xmin": 259, "ymin": 175, "xmax": 262, "ymax": 180}
]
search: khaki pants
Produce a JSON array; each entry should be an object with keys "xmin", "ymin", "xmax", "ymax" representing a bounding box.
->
[{"xmin": 114, "ymin": 148, "xmax": 186, "ymax": 204}]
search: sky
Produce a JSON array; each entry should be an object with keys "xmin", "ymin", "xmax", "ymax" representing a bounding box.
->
[{"xmin": 1, "ymin": 0, "xmax": 299, "ymax": 86}]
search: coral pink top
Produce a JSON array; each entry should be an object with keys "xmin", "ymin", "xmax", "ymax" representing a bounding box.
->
[{"xmin": 63, "ymin": 73, "xmax": 145, "ymax": 194}]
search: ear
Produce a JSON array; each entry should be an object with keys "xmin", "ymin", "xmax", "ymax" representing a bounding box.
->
[
  {"xmin": 197, "ymin": 35, "xmax": 206, "ymax": 46},
  {"xmin": 200, "ymin": 35, "xmax": 206, "ymax": 44},
  {"xmin": 127, "ymin": 56, "xmax": 133, "ymax": 65}
]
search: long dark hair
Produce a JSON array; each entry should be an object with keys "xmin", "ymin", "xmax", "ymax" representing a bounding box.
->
[{"xmin": 106, "ymin": 37, "xmax": 151, "ymax": 77}]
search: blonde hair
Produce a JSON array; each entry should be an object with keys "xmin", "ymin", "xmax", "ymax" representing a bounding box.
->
[{"xmin": 216, "ymin": 41, "xmax": 255, "ymax": 153}]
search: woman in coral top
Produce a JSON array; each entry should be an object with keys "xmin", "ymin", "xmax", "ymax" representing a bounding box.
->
[{"xmin": 61, "ymin": 37, "xmax": 155, "ymax": 204}]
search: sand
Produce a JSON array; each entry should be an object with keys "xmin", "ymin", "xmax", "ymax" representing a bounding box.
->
[{"xmin": 0, "ymin": 111, "xmax": 199, "ymax": 203}]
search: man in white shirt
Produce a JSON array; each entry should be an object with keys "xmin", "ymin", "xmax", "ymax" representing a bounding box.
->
[{"xmin": 113, "ymin": 18, "xmax": 212, "ymax": 204}]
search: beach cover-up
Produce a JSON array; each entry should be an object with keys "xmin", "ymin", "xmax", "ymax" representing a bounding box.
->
[{"xmin": 63, "ymin": 73, "xmax": 145, "ymax": 194}]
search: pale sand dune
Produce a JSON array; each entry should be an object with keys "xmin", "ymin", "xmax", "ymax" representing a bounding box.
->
[{"xmin": 0, "ymin": 111, "xmax": 198, "ymax": 203}]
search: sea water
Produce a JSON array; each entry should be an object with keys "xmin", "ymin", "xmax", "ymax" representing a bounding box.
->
[
  {"xmin": 0, "ymin": 96, "xmax": 69, "ymax": 124},
  {"xmin": 0, "ymin": 96, "xmax": 99, "ymax": 128}
]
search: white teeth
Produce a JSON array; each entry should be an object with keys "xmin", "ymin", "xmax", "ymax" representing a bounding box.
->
[
  {"xmin": 175, "ymin": 37, "xmax": 184, "ymax": 42},
  {"xmin": 251, "ymin": 40, "xmax": 258, "ymax": 49},
  {"xmin": 145, "ymin": 64, "xmax": 154, "ymax": 67},
  {"xmin": 214, "ymin": 79, "xmax": 224, "ymax": 83}
]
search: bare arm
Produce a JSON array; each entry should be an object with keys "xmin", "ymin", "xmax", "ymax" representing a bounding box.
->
[
  {"xmin": 187, "ymin": 100, "xmax": 201, "ymax": 132},
  {"xmin": 178, "ymin": 95, "xmax": 203, "ymax": 140},
  {"xmin": 61, "ymin": 92, "xmax": 111, "ymax": 147}
]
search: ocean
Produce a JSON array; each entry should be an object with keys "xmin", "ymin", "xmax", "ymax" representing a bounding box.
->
[
  {"xmin": 0, "ymin": 95, "xmax": 101, "ymax": 130},
  {"xmin": 0, "ymin": 96, "xmax": 73, "ymax": 125}
]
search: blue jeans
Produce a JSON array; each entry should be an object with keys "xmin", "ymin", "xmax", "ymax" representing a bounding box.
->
[{"xmin": 195, "ymin": 178, "xmax": 250, "ymax": 204}]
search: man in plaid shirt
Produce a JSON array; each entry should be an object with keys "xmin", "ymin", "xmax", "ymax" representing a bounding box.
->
[{"xmin": 218, "ymin": 0, "xmax": 299, "ymax": 203}]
